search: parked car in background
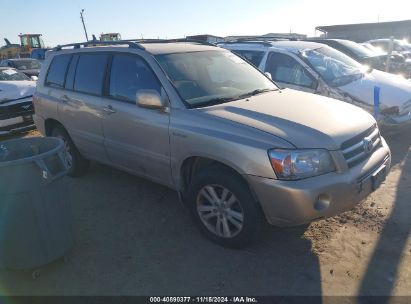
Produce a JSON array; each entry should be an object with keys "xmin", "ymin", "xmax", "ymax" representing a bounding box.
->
[
  {"xmin": 303, "ymin": 38, "xmax": 387, "ymax": 71},
  {"xmin": 365, "ymin": 39, "xmax": 411, "ymax": 77},
  {"xmin": 367, "ymin": 39, "xmax": 411, "ymax": 60},
  {"xmin": 31, "ymin": 48, "xmax": 51, "ymax": 63},
  {"xmin": 0, "ymin": 67, "xmax": 36, "ymax": 135},
  {"xmin": 220, "ymin": 40, "xmax": 411, "ymax": 127},
  {"xmin": 34, "ymin": 40, "xmax": 391, "ymax": 247},
  {"xmin": 0, "ymin": 58, "xmax": 41, "ymax": 77}
]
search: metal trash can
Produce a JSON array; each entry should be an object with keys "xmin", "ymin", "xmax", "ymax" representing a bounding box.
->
[{"xmin": 0, "ymin": 137, "xmax": 73, "ymax": 270}]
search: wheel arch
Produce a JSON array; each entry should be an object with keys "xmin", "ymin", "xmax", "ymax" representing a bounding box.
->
[
  {"xmin": 179, "ymin": 156, "xmax": 260, "ymax": 204},
  {"xmin": 44, "ymin": 118, "xmax": 65, "ymax": 136}
]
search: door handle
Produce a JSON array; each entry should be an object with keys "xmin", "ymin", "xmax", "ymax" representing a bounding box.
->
[
  {"xmin": 102, "ymin": 105, "xmax": 116, "ymax": 114},
  {"xmin": 59, "ymin": 95, "xmax": 70, "ymax": 103}
]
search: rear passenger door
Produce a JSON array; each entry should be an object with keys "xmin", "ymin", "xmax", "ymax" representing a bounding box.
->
[
  {"xmin": 49, "ymin": 52, "xmax": 109, "ymax": 162},
  {"xmin": 101, "ymin": 53, "xmax": 172, "ymax": 186},
  {"xmin": 265, "ymin": 52, "xmax": 317, "ymax": 93}
]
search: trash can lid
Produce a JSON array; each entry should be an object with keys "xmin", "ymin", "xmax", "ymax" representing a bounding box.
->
[{"xmin": 0, "ymin": 137, "xmax": 64, "ymax": 166}]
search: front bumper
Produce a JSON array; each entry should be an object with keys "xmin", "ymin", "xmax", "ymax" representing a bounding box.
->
[{"xmin": 246, "ymin": 140, "xmax": 391, "ymax": 226}]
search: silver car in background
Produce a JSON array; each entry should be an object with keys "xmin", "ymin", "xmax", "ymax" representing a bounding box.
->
[
  {"xmin": 33, "ymin": 40, "xmax": 391, "ymax": 247},
  {"xmin": 220, "ymin": 40, "xmax": 411, "ymax": 128}
]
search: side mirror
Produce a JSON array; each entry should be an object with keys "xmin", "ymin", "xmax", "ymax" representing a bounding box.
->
[
  {"xmin": 136, "ymin": 90, "xmax": 165, "ymax": 109},
  {"xmin": 264, "ymin": 72, "xmax": 272, "ymax": 80},
  {"xmin": 30, "ymin": 75, "xmax": 38, "ymax": 81}
]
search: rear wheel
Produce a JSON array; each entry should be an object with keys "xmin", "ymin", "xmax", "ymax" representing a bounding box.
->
[
  {"xmin": 51, "ymin": 125, "xmax": 89, "ymax": 177},
  {"xmin": 187, "ymin": 166, "xmax": 263, "ymax": 248}
]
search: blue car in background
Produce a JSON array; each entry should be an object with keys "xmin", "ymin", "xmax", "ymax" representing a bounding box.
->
[{"xmin": 30, "ymin": 48, "xmax": 51, "ymax": 63}]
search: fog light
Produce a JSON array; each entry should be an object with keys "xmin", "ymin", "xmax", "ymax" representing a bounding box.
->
[{"xmin": 314, "ymin": 194, "xmax": 330, "ymax": 212}]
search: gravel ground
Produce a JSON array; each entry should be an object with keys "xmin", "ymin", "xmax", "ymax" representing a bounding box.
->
[{"xmin": 0, "ymin": 128, "xmax": 410, "ymax": 296}]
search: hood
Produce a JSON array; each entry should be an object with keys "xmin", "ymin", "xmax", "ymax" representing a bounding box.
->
[
  {"xmin": 0, "ymin": 81, "xmax": 36, "ymax": 103},
  {"xmin": 339, "ymin": 69, "xmax": 411, "ymax": 114},
  {"xmin": 197, "ymin": 89, "xmax": 375, "ymax": 150}
]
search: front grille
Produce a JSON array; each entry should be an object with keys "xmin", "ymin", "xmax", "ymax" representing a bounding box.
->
[
  {"xmin": 341, "ymin": 124, "xmax": 381, "ymax": 168},
  {"xmin": 0, "ymin": 100, "xmax": 34, "ymax": 120}
]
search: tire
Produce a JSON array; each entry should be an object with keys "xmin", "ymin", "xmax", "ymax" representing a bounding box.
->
[
  {"xmin": 187, "ymin": 166, "xmax": 263, "ymax": 248},
  {"xmin": 51, "ymin": 125, "xmax": 89, "ymax": 177}
]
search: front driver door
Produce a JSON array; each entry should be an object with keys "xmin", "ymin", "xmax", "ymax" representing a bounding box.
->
[{"xmin": 101, "ymin": 53, "xmax": 172, "ymax": 186}]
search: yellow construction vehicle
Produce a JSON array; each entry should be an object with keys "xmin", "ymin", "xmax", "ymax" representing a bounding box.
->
[
  {"xmin": 99, "ymin": 33, "xmax": 122, "ymax": 42},
  {"xmin": 0, "ymin": 39, "xmax": 20, "ymax": 60},
  {"xmin": 0, "ymin": 34, "xmax": 45, "ymax": 60},
  {"xmin": 18, "ymin": 34, "xmax": 45, "ymax": 58}
]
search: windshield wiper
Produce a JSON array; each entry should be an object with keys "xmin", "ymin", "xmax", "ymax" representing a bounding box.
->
[
  {"xmin": 237, "ymin": 88, "xmax": 277, "ymax": 99},
  {"xmin": 190, "ymin": 97, "xmax": 239, "ymax": 108},
  {"xmin": 190, "ymin": 88, "xmax": 276, "ymax": 108}
]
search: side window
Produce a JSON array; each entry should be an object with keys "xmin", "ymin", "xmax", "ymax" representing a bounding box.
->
[
  {"xmin": 109, "ymin": 54, "xmax": 161, "ymax": 103},
  {"xmin": 74, "ymin": 54, "xmax": 108, "ymax": 96},
  {"xmin": 45, "ymin": 54, "xmax": 72, "ymax": 88},
  {"xmin": 231, "ymin": 50, "xmax": 265, "ymax": 67},
  {"xmin": 265, "ymin": 52, "xmax": 316, "ymax": 88},
  {"xmin": 65, "ymin": 55, "xmax": 79, "ymax": 90}
]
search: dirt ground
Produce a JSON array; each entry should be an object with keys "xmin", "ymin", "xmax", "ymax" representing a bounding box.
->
[{"xmin": 0, "ymin": 128, "xmax": 410, "ymax": 297}]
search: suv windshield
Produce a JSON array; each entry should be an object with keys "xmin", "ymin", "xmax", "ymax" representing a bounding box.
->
[
  {"xmin": 300, "ymin": 47, "xmax": 365, "ymax": 87},
  {"xmin": 0, "ymin": 69, "xmax": 30, "ymax": 81},
  {"xmin": 11, "ymin": 60, "xmax": 41, "ymax": 70},
  {"xmin": 156, "ymin": 50, "xmax": 277, "ymax": 108}
]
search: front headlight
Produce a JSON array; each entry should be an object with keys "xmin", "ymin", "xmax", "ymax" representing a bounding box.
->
[{"xmin": 268, "ymin": 149, "xmax": 336, "ymax": 180}]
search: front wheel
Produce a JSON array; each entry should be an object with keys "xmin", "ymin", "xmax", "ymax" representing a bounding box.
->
[{"xmin": 187, "ymin": 167, "xmax": 264, "ymax": 248}]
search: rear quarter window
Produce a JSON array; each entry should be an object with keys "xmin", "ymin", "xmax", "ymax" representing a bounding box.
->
[
  {"xmin": 45, "ymin": 54, "xmax": 72, "ymax": 88},
  {"xmin": 74, "ymin": 54, "xmax": 108, "ymax": 96},
  {"xmin": 231, "ymin": 50, "xmax": 265, "ymax": 67}
]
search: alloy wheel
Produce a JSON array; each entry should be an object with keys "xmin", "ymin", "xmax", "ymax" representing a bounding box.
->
[
  {"xmin": 196, "ymin": 184, "xmax": 244, "ymax": 238},
  {"xmin": 57, "ymin": 136, "xmax": 73, "ymax": 168}
]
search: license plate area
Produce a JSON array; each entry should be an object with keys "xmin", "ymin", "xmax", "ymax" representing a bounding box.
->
[{"xmin": 371, "ymin": 165, "xmax": 387, "ymax": 191}]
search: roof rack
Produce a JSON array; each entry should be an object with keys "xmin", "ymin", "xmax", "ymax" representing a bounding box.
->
[
  {"xmin": 53, "ymin": 38, "xmax": 217, "ymax": 52},
  {"xmin": 127, "ymin": 38, "xmax": 217, "ymax": 47},
  {"xmin": 223, "ymin": 36, "xmax": 299, "ymax": 44},
  {"xmin": 53, "ymin": 40, "xmax": 145, "ymax": 51},
  {"xmin": 219, "ymin": 40, "xmax": 274, "ymax": 47}
]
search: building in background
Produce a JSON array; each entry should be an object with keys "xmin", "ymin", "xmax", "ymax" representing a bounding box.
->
[{"xmin": 316, "ymin": 19, "xmax": 411, "ymax": 42}]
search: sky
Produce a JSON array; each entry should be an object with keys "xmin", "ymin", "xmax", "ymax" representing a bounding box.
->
[{"xmin": 1, "ymin": 0, "xmax": 411, "ymax": 47}]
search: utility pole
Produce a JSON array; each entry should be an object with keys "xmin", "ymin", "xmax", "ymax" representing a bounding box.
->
[{"xmin": 80, "ymin": 9, "xmax": 89, "ymax": 41}]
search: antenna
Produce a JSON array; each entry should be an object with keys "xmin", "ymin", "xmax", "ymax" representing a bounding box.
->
[{"xmin": 80, "ymin": 9, "xmax": 89, "ymax": 41}]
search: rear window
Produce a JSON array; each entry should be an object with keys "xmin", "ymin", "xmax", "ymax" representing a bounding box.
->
[
  {"xmin": 231, "ymin": 50, "xmax": 265, "ymax": 67},
  {"xmin": 46, "ymin": 55, "xmax": 72, "ymax": 88},
  {"xmin": 74, "ymin": 54, "xmax": 108, "ymax": 96}
]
